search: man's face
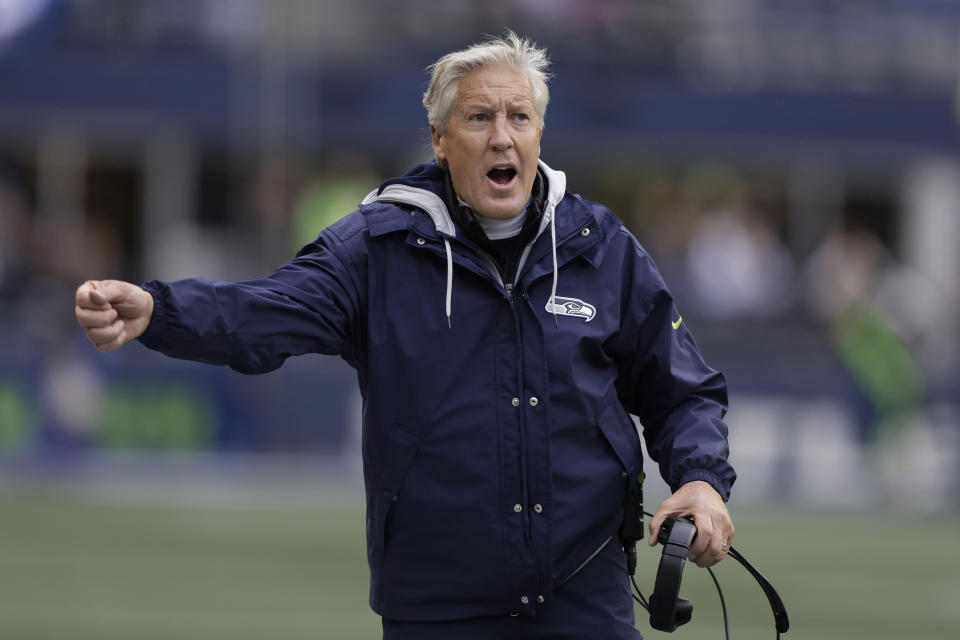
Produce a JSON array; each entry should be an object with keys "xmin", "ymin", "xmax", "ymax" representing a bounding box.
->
[{"xmin": 431, "ymin": 65, "xmax": 543, "ymax": 220}]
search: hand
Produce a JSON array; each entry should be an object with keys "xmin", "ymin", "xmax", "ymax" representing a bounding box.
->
[
  {"xmin": 648, "ymin": 480, "xmax": 734, "ymax": 568},
  {"xmin": 75, "ymin": 280, "xmax": 154, "ymax": 353}
]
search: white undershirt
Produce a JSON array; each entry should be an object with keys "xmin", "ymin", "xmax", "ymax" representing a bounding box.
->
[{"xmin": 459, "ymin": 197, "xmax": 529, "ymax": 240}]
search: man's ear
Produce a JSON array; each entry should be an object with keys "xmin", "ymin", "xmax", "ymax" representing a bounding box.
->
[{"xmin": 430, "ymin": 124, "xmax": 446, "ymax": 164}]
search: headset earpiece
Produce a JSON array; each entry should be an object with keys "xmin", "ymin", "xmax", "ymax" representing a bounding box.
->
[
  {"xmin": 673, "ymin": 597, "xmax": 693, "ymax": 627},
  {"xmin": 649, "ymin": 516, "xmax": 697, "ymax": 631}
]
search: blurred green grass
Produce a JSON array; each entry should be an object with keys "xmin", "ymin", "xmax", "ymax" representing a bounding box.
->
[{"xmin": 1, "ymin": 489, "xmax": 958, "ymax": 639}]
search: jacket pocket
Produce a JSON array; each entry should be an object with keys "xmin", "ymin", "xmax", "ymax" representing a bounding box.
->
[
  {"xmin": 370, "ymin": 423, "xmax": 422, "ymax": 562},
  {"xmin": 596, "ymin": 390, "xmax": 641, "ymax": 476}
]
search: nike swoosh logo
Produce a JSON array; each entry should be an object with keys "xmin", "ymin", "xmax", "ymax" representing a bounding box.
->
[{"xmin": 672, "ymin": 315, "xmax": 683, "ymax": 330}]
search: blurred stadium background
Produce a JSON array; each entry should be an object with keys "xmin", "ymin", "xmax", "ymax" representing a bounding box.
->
[{"xmin": 0, "ymin": 0, "xmax": 959, "ymax": 638}]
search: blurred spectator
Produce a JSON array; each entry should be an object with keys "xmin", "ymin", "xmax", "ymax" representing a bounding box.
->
[
  {"xmin": 630, "ymin": 169, "xmax": 698, "ymax": 303},
  {"xmin": 872, "ymin": 260, "xmax": 958, "ymax": 379},
  {"xmin": 290, "ymin": 153, "xmax": 377, "ymax": 251},
  {"xmin": 804, "ymin": 225, "xmax": 882, "ymax": 321},
  {"xmin": 803, "ymin": 226, "xmax": 924, "ymax": 443},
  {"xmin": 682, "ymin": 167, "xmax": 795, "ymax": 321}
]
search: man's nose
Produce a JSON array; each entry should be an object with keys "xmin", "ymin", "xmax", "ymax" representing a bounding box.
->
[{"xmin": 489, "ymin": 116, "xmax": 513, "ymax": 151}]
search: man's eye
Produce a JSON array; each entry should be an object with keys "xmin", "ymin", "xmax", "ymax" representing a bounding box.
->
[{"xmin": 470, "ymin": 113, "xmax": 488, "ymax": 121}]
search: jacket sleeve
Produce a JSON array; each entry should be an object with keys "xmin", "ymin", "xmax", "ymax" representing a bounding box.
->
[
  {"xmin": 137, "ymin": 223, "xmax": 365, "ymax": 374},
  {"xmin": 611, "ymin": 232, "xmax": 736, "ymax": 500}
]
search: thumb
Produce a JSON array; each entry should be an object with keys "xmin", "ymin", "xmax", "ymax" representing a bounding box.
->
[
  {"xmin": 89, "ymin": 280, "xmax": 135, "ymax": 306},
  {"xmin": 89, "ymin": 288, "xmax": 108, "ymax": 305},
  {"xmin": 648, "ymin": 511, "xmax": 667, "ymax": 546}
]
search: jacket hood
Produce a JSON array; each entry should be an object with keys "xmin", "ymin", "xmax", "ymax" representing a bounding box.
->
[
  {"xmin": 378, "ymin": 162, "xmax": 447, "ymax": 199},
  {"xmin": 363, "ymin": 162, "xmax": 456, "ymax": 237}
]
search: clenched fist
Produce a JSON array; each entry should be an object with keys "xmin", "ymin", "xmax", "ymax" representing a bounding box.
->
[{"xmin": 75, "ymin": 280, "xmax": 154, "ymax": 353}]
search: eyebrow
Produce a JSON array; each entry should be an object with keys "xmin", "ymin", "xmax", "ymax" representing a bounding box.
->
[
  {"xmin": 458, "ymin": 97, "xmax": 534, "ymax": 113},
  {"xmin": 459, "ymin": 100, "xmax": 494, "ymax": 112}
]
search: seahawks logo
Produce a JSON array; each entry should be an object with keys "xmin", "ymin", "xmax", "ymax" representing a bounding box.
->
[{"xmin": 545, "ymin": 296, "xmax": 596, "ymax": 322}]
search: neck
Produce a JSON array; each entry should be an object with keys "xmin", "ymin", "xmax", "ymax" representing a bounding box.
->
[{"xmin": 466, "ymin": 200, "xmax": 529, "ymax": 240}]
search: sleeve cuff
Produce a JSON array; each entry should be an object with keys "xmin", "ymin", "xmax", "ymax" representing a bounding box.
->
[
  {"xmin": 137, "ymin": 280, "xmax": 167, "ymax": 346},
  {"xmin": 678, "ymin": 469, "xmax": 730, "ymax": 502}
]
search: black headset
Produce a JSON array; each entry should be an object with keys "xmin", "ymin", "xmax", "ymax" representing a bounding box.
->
[
  {"xmin": 619, "ymin": 473, "xmax": 791, "ymax": 639},
  {"xmin": 649, "ymin": 515, "xmax": 696, "ymax": 631}
]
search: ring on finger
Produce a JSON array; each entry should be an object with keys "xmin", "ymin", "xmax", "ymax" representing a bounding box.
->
[{"xmin": 720, "ymin": 543, "xmax": 729, "ymax": 553}]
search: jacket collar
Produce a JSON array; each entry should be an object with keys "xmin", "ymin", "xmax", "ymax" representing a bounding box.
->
[{"xmin": 362, "ymin": 159, "xmax": 570, "ymax": 240}]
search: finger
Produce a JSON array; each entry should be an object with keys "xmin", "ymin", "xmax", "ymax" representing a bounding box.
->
[
  {"xmin": 83, "ymin": 279, "xmax": 134, "ymax": 308},
  {"xmin": 688, "ymin": 514, "xmax": 714, "ymax": 560},
  {"xmin": 85, "ymin": 320, "xmax": 125, "ymax": 346},
  {"xmin": 692, "ymin": 516, "xmax": 733, "ymax": 568},
  {"xmin": 647, "ymin": 506, "xmax": 673, "ymax": 547},
  {"xmin": 92, "ymin": 330, "xmax": 128, "ymax": 354},
  {"xmin": 76, "ymin": 281, "xmax": 110, "ymax": 310},
  {"xmin": 692, "ymin": 534, "xmax": 723, "ymax": 568},
  {"xmin": 75, "ymin": 305, "xmax": 118, "ymax": 328},
  {"xmin": 89, "ymin": 288, "xmax": 108, "ymax": 306},
  {"xmin": 89, "ymin": 280, "xmax": 132, "ymax": 305},
  {"xmin": 714, "ymin": 519, "xmax": 735, "ymax": 564}
]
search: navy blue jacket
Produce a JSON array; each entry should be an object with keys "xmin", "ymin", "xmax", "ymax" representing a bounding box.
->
[{"xmin": 139, "ymin": 160, "xmax": 735, "ymax": 621}]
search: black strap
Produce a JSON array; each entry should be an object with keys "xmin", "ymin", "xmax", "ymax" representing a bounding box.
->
[{"xmin": 728, "ymin": 546, "xmax": 790, "ymax": 634}]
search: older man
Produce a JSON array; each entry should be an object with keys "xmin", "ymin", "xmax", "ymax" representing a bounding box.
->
[{"xmin": 75, "ymin": 32, "xmax": 734, "ymax": 639}]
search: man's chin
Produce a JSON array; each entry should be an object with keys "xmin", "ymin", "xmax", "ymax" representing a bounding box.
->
[{"xmin": 474, "ymin": 196, "xmax": 526, "ymax": 220}]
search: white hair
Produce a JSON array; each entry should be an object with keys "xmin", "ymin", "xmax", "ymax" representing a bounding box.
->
[{"xmin": 423, "ymin": 30, "xmax": 551, "ymax": 132}]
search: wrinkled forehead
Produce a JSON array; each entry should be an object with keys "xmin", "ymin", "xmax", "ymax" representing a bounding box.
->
[{"xmin": 454, "ymin": 65, "xmax": 536, "ymax": 110}]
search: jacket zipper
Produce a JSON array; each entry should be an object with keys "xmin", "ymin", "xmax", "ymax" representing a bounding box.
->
[
  {"xmin": 454, "ymin": 244, "xmax": 529, "ymax": 539},
  {"xmin": 444, "ymin": 220, "xmax": 594, "ymax": 547},
  {"xmin": 463, "ymin": 247, "xmax": 531, "ymax": 541},
  {"xmin": 509, "ymin": 287, "xmax": 532, "ymax": 544}
]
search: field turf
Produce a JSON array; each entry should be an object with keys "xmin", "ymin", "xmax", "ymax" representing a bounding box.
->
[{"xmin": 0, "ymin": 487, "xmax": 957, "ymax": 639}]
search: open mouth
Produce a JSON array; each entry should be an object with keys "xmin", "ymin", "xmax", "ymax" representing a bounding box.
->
[{"xmin": 487, "ymin": 166, "xmax": 518, "ymax": 186}]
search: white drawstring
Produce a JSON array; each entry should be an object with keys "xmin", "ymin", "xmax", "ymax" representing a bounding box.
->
[
  {"xmin": 549, "ymin": 207, "xmax": 559, "ymax": 328},
  {"xmin": 443, "ymin": 237, "xmax": 453, "ymax": 329}
]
